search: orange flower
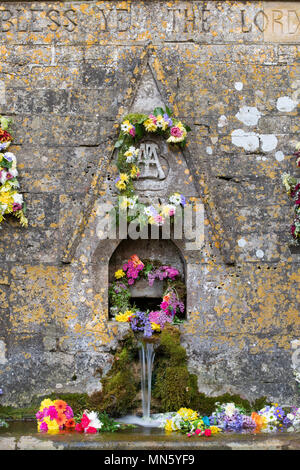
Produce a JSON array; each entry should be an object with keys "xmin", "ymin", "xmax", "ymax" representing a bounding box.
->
[
  {"xmin": 56, "ymin": 412, "xmax": 67, "ymax": 427},
  {"xmin": 129, "ymin": 255, "xmax": 143, "ymax": 268},
  {"xmin": 54, "ymin": 399, "xmax": 67, "ymax": 413},
  {"xmin": 65, "ymin": 418, "xmax": 76, "ymax": 428},
  {"xmin": 251, "ymin": 412, "xmax": 264, "ymax": 428},
  {"xmin": 163, "ymin": 294, "xmax": 170, "ymax": 302}
]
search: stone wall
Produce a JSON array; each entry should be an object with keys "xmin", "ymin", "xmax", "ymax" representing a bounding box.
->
[{"xmin": 0, "ymin": 0, "xmax": 299, "ymax": 406}]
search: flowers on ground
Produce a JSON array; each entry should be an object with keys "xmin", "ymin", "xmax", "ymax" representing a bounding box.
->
[{"xmin": 162, "ymin": 402, "xmax": 300, "ymax": 437}]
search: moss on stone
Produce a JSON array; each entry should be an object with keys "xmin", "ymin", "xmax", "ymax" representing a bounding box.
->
[
  {"xmin": 89, "ymin": 331, "xmax": 140, "ymax": 417},
  {"xmin": 0, "ymin": 393, "xmax": 92, "ymax": 419},
  {"xmin": 152, "ymin": 325, "xmax": 271, "ymax": 415}
]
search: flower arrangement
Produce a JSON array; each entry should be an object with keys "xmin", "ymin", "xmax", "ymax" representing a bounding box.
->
[
  {"xmin": 162, "ymin": 402, "xmax": 300, "ymax": 436},
  {"xmin": 282, "ymin": 142, "xmax": 300, "ymax": 245},
  {"xmin": 113, "ymin": 107, "xmax": 190, "ymax": 226},
  {"xmin": 0, "ymin": 115, "xmax": 27, "ymax": 227},
  {"xmin": 109, "ymin": 254, "xmax": 185, "ymax": 336},
  {"xmin": 36, "ymin": 398, "xmax": 75, "ymax": 433},
  {"xmin": 163, "ymin": 408, "xmax": 220, "ymax": 437}
]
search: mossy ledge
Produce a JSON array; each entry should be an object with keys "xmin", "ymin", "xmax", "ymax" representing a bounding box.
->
[{"xmin": 0, "ymin": 326, "xmax": 270, "ymax": 419}]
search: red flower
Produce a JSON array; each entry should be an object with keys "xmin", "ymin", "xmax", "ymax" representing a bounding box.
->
[
  {"xmin": 86, "ymin": 426, "xmax": 97, "ymax": 434},
  {"xmin": 0, "ymin": 129, "xmax": 12, "ymax": 143},
  {"xmin": 204, "ymin": 429, "xmax": 211, "ymax": 437},
  {"xmin": 81, "ymin": 413, "xmax": 91, "ymax": 429},
  {"xmin": 75, "ymin": 423, "xmax": 84, "ymax": 432}
]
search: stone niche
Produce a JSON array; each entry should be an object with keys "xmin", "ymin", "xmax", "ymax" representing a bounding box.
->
[{"xmin": 108, "ymin": 238, "xmax": 186, "ymax": 316}]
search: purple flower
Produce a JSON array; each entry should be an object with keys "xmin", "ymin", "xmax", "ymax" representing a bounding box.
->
[
  {"xmin": 163, "ymin": 114, "xmax": 173, "ymax": 127},
  {"xmin": 65, "ymin": 405, "xmax": 74, "ymax": 419}
]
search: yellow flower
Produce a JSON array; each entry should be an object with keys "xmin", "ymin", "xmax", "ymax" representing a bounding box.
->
[
  {"xmin": 144, "ymin": 119, "xmax": 157, "ymax": 132},
  {"xmin": 116, "ymin": 180, "xmax": 126, "ymax": 191},
  {"xmin": 165, "ymin": 419, "xmax": 176, "ymax": 432},
  {"xmin": 177, "ymin": 408, "xmax": 198, "ymax": 421},
  {"xmin": 39, "ymin": 398, "xmax": 55, "ymax": 411},
  {"xmin": 151, "ymin": 322, "xmax": 161, "ymax": 332},
  {"xmin": 115, "ymin": 269, "xmax": 125, "ymax": 279},
  {"xmin": 120, "ymin": 173, "xmax": 129, "ymax": 182},
  {"xmin": 130, "ymin": 165, "xmax": 139, "ymax": 179},
  {"xmin": 210, "ymin": 426, "xmax": 221, "ymax": 434},
  {"xmin": 0, "ymin": 191, "xmax": 13, "ymax": 206},
  {"xmin": 156, "ymin": 115, "xmax": 169, "ymax": 131},
  {"xmin": 148, "ymin": 216, "xmax": 155, "ymax": 225},
  {"xmin": 115, "ymin": 312, "xmax": 133, "ymax": 322},
  {"xmin": 44, "ymin": 416, "xmax": 59, "ymax": 432}
]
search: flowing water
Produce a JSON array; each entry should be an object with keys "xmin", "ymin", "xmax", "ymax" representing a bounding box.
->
[
  {"xmin": 118, "ymin": 341, "xmax": 162, "ymax": 427},
  {"xmin": 139, "ymin": 341, "xmax": 155, "ymax": 420}
]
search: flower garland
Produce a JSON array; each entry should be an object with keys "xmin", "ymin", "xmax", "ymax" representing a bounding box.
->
[
  {"xmin": 0, "ymin": 115, "xmax": 27, "ymax": 227},
  {"xmin": 109, "ymin": 254, "xmax": 185, "ymax": 336},
  {"xmin": 282, "ymin": 142, "xmax": 300, "ymax": 245},
  {"xmin": 113, "ymin": 107, "xmax": 190, "ymax": 226},
  {"xmin": 162, "ymin": 402, "xmax": 300, "ymax": 436}
]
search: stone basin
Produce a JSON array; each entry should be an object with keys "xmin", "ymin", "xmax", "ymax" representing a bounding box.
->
[{"xmin": 1, "ymin": 421, "xmax": 300, "ymax": 450}]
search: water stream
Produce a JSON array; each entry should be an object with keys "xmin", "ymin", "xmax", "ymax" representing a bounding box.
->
[
  {"xmin": 139, "ymin": 341, "xmax": 155, "ymax": 420},
  {"xmin": 118, "ymin": 340, "xmax": 164, "ymax": 427}
]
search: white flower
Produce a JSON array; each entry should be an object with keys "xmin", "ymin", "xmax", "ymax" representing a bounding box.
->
[
  {"xmin": 169, "ymin": 193, "xmax": 182, "ymax": 206},
  {"xmin": 10, "ymin": 168, "xmax": 18, "ymax": 178},
  {"xmin": 144, "ymin": 206, "xmax": 152, "ymax": 217},
  {"xmin": 13, "ymin": 193, "xmax": 23, "ymax": 205},
  {"xmin": 128, "ymin": 198, "xmax": 137, "ymax": 209},
  {"xmin": 0, "ymin": 171, "xmax": 7, "ymax": 185},
  {"xmin": 86, "ymin": 411, "xmax": 102, "ymax": 429},
  {"xmin": 0, "ymin": 203, "xmax": 7, "ymax": 214},
  {"xmin": 224, "ymin": 403, "xmax": 236, "ymax": 417},
  {"xmin": 295, "ymin": 142, "xmax": 300, "ymax": 150}
]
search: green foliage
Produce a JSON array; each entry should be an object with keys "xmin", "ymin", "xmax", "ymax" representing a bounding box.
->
[
  {"xmin": 89, "ymin": 332, "xmax": 139, "ymax": 417},
  {"xmin": 98, "ymin": 411, "xmax": 123, "ymax": 432}
]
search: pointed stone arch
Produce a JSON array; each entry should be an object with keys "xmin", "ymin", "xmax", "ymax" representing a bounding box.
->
[{"xmin": 62, "ymin": 45, "xmax": 234, "ymax": 265}]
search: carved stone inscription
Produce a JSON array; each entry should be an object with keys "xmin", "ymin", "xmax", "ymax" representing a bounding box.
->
[
  {"xmin": 0, "ymin": 2, "xmax": 299, "ymax": 43},
  {"xmin": 137, "ymin": 143, "xmax": 166, "ymax": 181}
]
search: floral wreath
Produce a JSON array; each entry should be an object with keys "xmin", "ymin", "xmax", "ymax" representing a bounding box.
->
[
  {"xmin": 113, "ymin": 107, "xmax": 191, "ymax": 226},
  {"xmin": 0, "ymin": 115, "xmax": 27, "ymax": 227},
  {"xmin": 109, "ymin": 254, "xmax": 185, "ymax": 336},
  {"xmin": 282, "ymin": 142, "xmax": 300, "ymax": 245}
]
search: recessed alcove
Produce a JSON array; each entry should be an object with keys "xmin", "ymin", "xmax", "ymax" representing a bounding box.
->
[{"xmin": 108, "ymin": 238, "xmax": 186, "ymax": 319}]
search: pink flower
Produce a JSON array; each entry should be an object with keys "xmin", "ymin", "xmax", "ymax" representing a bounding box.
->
[
  {"xmin": 65, "ymin": 405, "xmax": 74, "ymax": 419},
  {"xmin": 123, "ymin": 264, "xmax": 128, "ymax": 271},
  {"xmin": 170, "ymin": 126, "xmax": 183, "ymax": 138},
  {"xmin": 149, "ymin": 114, "xmax": 157, "ymax": 124},
  {"xmin": 129, "ymin": 127, "xmax": 135, "ymax": 137},
  {"xmin": 12, "ymin": 203, "xmax": 22, "ymax": 212},
  {"xmin": 6, "ymin": 172, "xmax": 13, "ymax": 180},
  {"xmin": 46, "ymin": 405, "xmax": 58, "ymax": 420},
  {"xmin": 40, "ymin": 421, "xmax": 48, "ymax": 432},
  {"xmin": 204, "ymin": 429, "xmax": 211, "ymax": 437},
  {"xmin": 169, "ymin": 208, "xmax": 175, "ymax": 216},
  {"xmin": 160, "ymin": 301, "xmax": 169, "ymax": 311},
  {"xmin": 195, "ymin": 429, "xmax": 202, "ymax": 435},
  {"xmin": 36, "ymin": 411, "xmax": 44, "ymax": 421},
  {"xmin": 128, "ymin": 278, "xmax": 134, "ymax": 285}
]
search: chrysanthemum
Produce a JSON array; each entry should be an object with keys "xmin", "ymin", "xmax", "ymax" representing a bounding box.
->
[{"xmin": 55, "ymin": 412, "xmax": 67, "ymax": 427}]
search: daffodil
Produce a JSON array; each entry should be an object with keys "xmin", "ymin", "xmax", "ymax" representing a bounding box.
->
[{"xmin": 115, "ymin": 269, "xmax": 125, "ymax": 279}]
